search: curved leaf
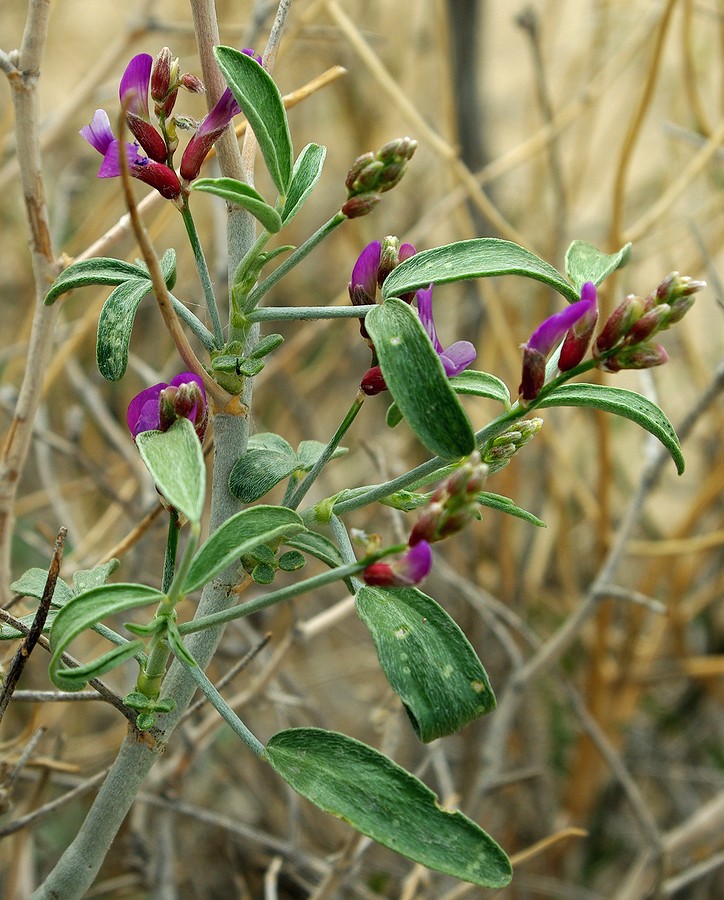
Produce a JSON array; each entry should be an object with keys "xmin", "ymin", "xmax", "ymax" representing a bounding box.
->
[
  {"xmin": 265, "ymin": 728, "xmax": 512, "ymax": 888},
  {"xmin": 48, "ymin": 583, "xmax": 164, "ymax": 690},
  {"xmin": 51, "ymin": 640, "xmax": 146, "ymax": 692},
  {"xmin": 214, "ymin": 45, "xmax": 293, "ymax": 194},
  {"xmin": 136, "ymin": 418, "xmax": 206, "ymax": 522},
  {"xmin": 536, "ymin": 383, "xmax": 685, "ymax": 474},
  {"xmin": 229, "ymin": 450, "xmax": 298, "ymax": 502},
  {"xmin": 381, "ymin": 238, "xmax": 579, "ymax": 304},
  {"xmin": 96, "ymin": 279, "xmax": 152, "ymax": 381},
  {"xmin": 449, "ymin": 369, "xmax": 511, "ymax": 407},
  {"xmin": 183, "ymin": 506, "xmax": 306, "ymax": 594},
  {"xmin": 282, "ymin": 143, "xmax": 326, "ymax": 224},
  {"xmin": 565, "ymin": 240, "xmax": 631, "ymax": 292},
  {"xmin": 44, "ymin": 257, "xmax": 148, "ymax": 305},
  {"xmin": 356, "ymin": 586, "xmax": 495, "ymax": 741},
  {"xmin": 192, "ymin": 178, "xmax": 282, "ymax": 233},
  {"xmin": 365, "ymin": 299, "xmax": 475, "ymax": 460},
  {"xmin": 477, "ymin": 491, "xmax": 546, "ymax": 527}
]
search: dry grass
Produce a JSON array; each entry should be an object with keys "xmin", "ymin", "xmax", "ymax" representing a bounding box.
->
[{"xmin": 0, "ymin": 0, "xmax": 723, "ymax": 897}]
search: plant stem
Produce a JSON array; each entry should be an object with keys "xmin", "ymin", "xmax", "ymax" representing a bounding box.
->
[
  {"xmin": 247, "ymin": 304, "xmax": 376, "ymax": 322},
  {"xmin": 162, "ymin": 511, "xmax": 180, "ymax": 594},
  {"xmin": 181, "ymin": 201, "xmax": 224, "ymax": 346},
  {"xmin": 288, "ymin": 394, "xmax": 365, "ymax": 510},
  {"xmin": 245, "ymin": 211, "xmax": 347, "ymax": 308}
]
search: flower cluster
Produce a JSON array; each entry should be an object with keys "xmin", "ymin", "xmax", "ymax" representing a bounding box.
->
[
  {"xmin": 127, "ymin": 372, "xmax": 207, "ymax": 441},
  {"xmin": 519, "ymin": 273, "xmax": 704, "ymax": 401},
  {"xmin": 350, "ymin": 238, "xmax": 477, "ymax": 395},
  {"xmin": 81, "ymin": 48, "xmax": 261, "ymax": 202},
  {"xmin": 363, "ymin": 453, "xmax": 488, "ymax": 588},
  {"xmin": 342, "ymin": 138, "xmax": 418, "ymax": 218}
]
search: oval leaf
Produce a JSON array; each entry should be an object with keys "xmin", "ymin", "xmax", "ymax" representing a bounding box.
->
[
  {"xmin": 96, "ymin": 279, "xmax": 152, "ymax": 381},
  {"xmin": 265, "ymin": 728, "xmax": 512, "ymax": 888},
  {"xmin": 183, "ymin": 506, "xmax": 306, "ymax": 594},
  {"xmin": 229, "ymin": 450, "xmax": 298, "ymax": 503},
  {"xmin": 214, "ymin": 45, "xmax": 293, "ymax": 194},
  {"xmin": 365, "ymin": 299, "xmax": 475, "ymax": 460},
  {"xmin": 449, "ymin": 369, "xmax": 511, "ymax": 407},
  {"xmin": 356, "ymin": 586, "xmax": 496, "ymax": 741},
  {"xmin": 136, "ymin": 418, "xmax": 206, "ymax": 522},
  {"xmin": 382, "ymin": 238, "xmax": 579, "ymax": 304},
  {"xmin": 565, "ymin": 240, "xmax": 632, "ymax": 292},
  {"xmin": 282, "ymin": 143, "xmax": 326, "ymax": 224},
  {"xmin": 44, "ymin": 257, "xmax": 148, "ymax": 306},
  {"xmin": 192, "ymin": 178, "xmax": 282, "ymax": 233},
  {"xmin": 536, "ymin": 383, "xmax": 685, "ymax": 474},
  {"xmin": 49, "ymin": 583, "xmax": 164, "ymax": 690}
]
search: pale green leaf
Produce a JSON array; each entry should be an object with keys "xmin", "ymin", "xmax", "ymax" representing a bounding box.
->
[{"xmin": 136, "ymin": 418, "xmax": 206, "ymax": 522}]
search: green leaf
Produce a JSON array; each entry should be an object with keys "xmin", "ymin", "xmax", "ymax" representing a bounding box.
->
[
  {"xmin": 49, "ymin": 583, "xmax": 164, "ymax": 690},
  {"xmin": 229, "ymin": 449, "xmax": 298, "ymax": 502},
  {"xmin": 477, "ymin": 492, "xmax": 546, "ymax": 527},
  {"xmin": 386, "ymin": 402, "xmax": 404, "ymax": 428},
  {"xmin": 182, "ymin": 506, "xmax": 306, "ymax": 595},
  {"xmin": 192, "ymin": 178, "xmax": 282, "ymax": 233},
  {"xmin": 96, "ymin": 279, "xmax": 153, "ymax": 381},
  {"xmin": 265, "ymin": 728, "xmax": 512, "ymax": 888},
  {"xmin": 537, "ymin": 383, "xmax": 685, "ymax": 474},
  {"xmin": 284, "ymin": 531, "xmax": 344, "ymax": 569},
  {"xmin": 11, "ymin": 568, "xmax": 73, "ymax": 605},
  {"xmin": 51, "ymin": 640, "xmax": 146, "ymax": 692},
  {"xmin": 44, "ymin": 257, "xmax": 149, "ymax": 305},
  {"xmin": 365, "ymin": 299, "xmax": 475, "ymax": 460},
  {"xmin": 214, "ymin": 46, "xmax": 293, "ymax": 194},
  {"xmin": 449, "ymin": 369, "xmax": 511, "ymax": 407},
  {"xmin": 381, "ymin": 238, "xmax": 579, "ymax": 304},
  {"xmin": 565, "ymin": 240, "xmax": 632, "ymax": 292},
  {"xmin": 136, "ymin": 418, "xmax": 206, "ymax": 522},
  {"xmin": 356, "ymin": 586, "xmax": 496, "ymax": 742},
  {"xmin": 281, "ymin": 143, "xmax": 326, "ymax": 224},
  {"xmin": 72, "ymin": 559, "xmax": 120, "ymax": 594}
]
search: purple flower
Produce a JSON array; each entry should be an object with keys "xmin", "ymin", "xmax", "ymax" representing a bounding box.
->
[
  {"xmin": 80, "ymin": 108, "xmax": 181, "ymax": 201},
  {"xmin": 519, "ymin": 286, "xmax": 598, "ymax": 401},
  {"xmin": 349, "ymin": 240, "xmax": 382, "ymax": 306},
  {"xmin": 363, "ymin": 540, "xmax": 432, "ymax": 588},
  {"xmin": 127, "ymin": 372, "xmax": 207, "ymax": 441},
  {"xmin": 179, "ymin": 87, "xmax": 241, "ymax": 182},
  {"xmin": 416, "ymin": 286, "xmax": 477, "ymax": 377}
]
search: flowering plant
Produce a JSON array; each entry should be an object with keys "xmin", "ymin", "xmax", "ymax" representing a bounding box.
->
[{"xmin": 1, "ymin": 9, "xmax": 710, "ymax": 899}]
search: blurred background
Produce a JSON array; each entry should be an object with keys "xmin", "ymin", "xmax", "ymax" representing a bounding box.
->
[{"xmin": 1, "ymin": 0, "xmax": 722, "ymax": 897}]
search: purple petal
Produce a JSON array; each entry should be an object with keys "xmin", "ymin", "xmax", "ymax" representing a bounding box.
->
[
  {"xmin": 415, "ymin": 286, "xmax": 442, "ymax": 352},
  {"xmin": 527, "ymin": 300, "xmax": 593, "ymax": 357},
  {"xmin": 242, "ymin": 48, "xmax": 263, "ymax": 65},
  {"xmin": 439, "ymin": 341, "xmax": 476, "ymax": 377},
  {"xmin": 350, "ymin": 241, "xmax": 381, "ymax": 300},
  {"xmin": 80, "ymin": 109, "xmax": 115, "ymax": 155},
  {"xmin": 119, "ymin": 53, "xmax": 152, "ymax": 117},
  {"xmin": 398, "ymin": 243, "xmax": 416, "ymax": 262},
  {"xmin": 399, "ymin": 540, "xmax": 432, "ymax": 584},
  {"xmin": 96, "ymin": 138, "xmax": 145, "ymax": 178},
  {"xmin": 127, "ymin": 382, "xmax": 165, "ymax": 437},
  {"xmin": 198, "ymin": 87, "xmax": 241, "ymax": 136}
]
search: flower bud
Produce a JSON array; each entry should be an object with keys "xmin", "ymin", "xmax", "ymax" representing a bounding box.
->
[
  {"xmin": 341, "ymin": 192, "xmax": 381, "ymax": 219},
  {"xmin": 599, "ymin": 342, "xmax": 669, "ymax": 372},
  {"xmin": 133, "ymin": 160, "xmax": 182, "ymax": 201},
  {"xmin": 519, "ymin": 346, "xmax": 546, "ymax": 402},
  {"xmin": 558, "ymin": 281, "xmax": 598, "ymax": 371},
  {"xmin": 360, "ymin": 365, "xmax": 388, "ymax": 395},
  {"xmin": 126, "ymin": 112, "xmax": 168, "ymax": 164},
  {"xmin": 408, "ymin": 453, "xmax": 487, "ymax": 546},
  {"xmin": 625, "ymin": 303, "xmax": 670, "ymax": 344},
  {"xmin": 180, "ymin": 73, "xmax": 205, "ymax": 94},
  {"xmin": 345, "ymin": 152, "xmax": 375, "ymax": 192},
  {"xmin": 363, "ymin": 540, "xmax": 432, "ymax": 588},
  {"xmin": 594, "ymin": 294, "xmax": 645, "ymax": 355}
]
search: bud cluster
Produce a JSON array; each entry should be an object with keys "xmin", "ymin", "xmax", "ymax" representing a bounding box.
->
[
  {"xmin": 481, "ymin": 418, "xmax": 543, "ymax": 475},
  {"xmin": 342, "ymin": 138, "xmax": 417, "ymax": 218},
  {"xmin": 409, "ymin": 452, "xmax": 488, "ymax": 546},
  {"xmin": 593, "ymin": 273, "xmax": 705, "ymax": 372}
]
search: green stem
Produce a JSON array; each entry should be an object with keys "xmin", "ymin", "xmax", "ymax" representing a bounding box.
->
[
  {"xmin": 287, "ymin": 394, "xmax": 365, "ymax": 510},
  {"xmin": 175, "ymin": 654, "xmax": 264, "ymax": 756},
  {"xmin": 247, "ymin": 304, "xmax": 376, "ymax": 322},
  {"xmin": 177, "ymin": 555, "xmax": 377, "ymax": 636},
  {"xmin": 162, "ymin": 511, "xmax": 180, "ymax": 594},
  {"xmin": 181, "ymin": 200, "xmax": 224, "ymax": 346},
  {"xmin": 245, "ymin": 211, "xmax": 347, "ymax": 309},
  {"xmin": 169, "ymin": 293, "xmax": 218, "ymax": 351}
]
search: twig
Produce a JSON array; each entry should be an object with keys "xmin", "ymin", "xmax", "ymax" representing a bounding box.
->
[{"xmin": 0, "ymin": 528, "xmax": 66, "ymax": 722}]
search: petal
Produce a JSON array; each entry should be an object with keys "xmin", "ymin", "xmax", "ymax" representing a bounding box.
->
[
  {"xmin": 527, "ymin": 300, "xmax": 593, "ymax": 357},
  {"xmin": 350, "ymin": 241, "xmax": 381, "ymax": 301},
  {"xmin": 96, "ymin": 139, "xmax": 144, "ymax": 178},
  {"xmin": 80, "ymin": 109, "xmax": 115, "ymax": 155},
  {"xmin": 119, "ymin": 53, "xmax": 153, "ymax": 117},
  {"xmin": 439, "ymin": 340, "xmax": 476, "ymax": 377},
  {"xmin": 415, "ymin": 286, "xmax": 442, "ymax": 352},
  {"xmin": 198, "ymin": 87, "xmax": 241, "ymax": 136},
  {"xmin": 127, "ymin": 382, "xmax": 166, "ymax": 436},
  {"xmin": 398, "ymin": 242, "xmax": 416, "ymax": 262},
  {"xmin": 399, "ymin": 540, "xmax": 432, "ymax": 584}
]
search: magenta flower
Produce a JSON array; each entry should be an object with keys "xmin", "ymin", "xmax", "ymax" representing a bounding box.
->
[
  {"xmin": 180, "ymin": 87, "xmax": 242, "ymax": 181},
  {"xmin": 363, "ymin": 540, "xmax": 432, "ymax": 588},
  {"xmin": 519, "ymin": 284, "xmax": 598, "ymax": 401},
  {"xmin": 416, "ymin": 286, "xmax": 477, "ymax": 378},
  {"xmin": 127, "ymin": 372, "xmax": 207, "ymax": 441}
]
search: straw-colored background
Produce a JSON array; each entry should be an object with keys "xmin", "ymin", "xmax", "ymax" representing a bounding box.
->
[{"xmin": 1, "ymin": 0, "xmax": 722, "ymax": 897}]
